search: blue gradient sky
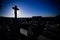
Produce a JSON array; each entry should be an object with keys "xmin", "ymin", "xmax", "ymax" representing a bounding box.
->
[{"xmin": 0, "ymin": 0, "xmax": 60, "ymax": 17}]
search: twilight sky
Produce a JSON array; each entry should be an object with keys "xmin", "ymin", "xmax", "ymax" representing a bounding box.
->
[{"xmin": 0, "ymin": 0, "xmax": 60, "ymax": 18}]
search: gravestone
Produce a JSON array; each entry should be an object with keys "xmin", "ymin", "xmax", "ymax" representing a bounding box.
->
[{"xmin": 13, "ymin": 5, "xmax": 19, "ymax": 21}]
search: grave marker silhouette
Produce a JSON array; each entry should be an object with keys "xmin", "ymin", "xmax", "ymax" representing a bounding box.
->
[{"xmin": 13, "ymin": 5, "xmax": 19, "ymax": 21}]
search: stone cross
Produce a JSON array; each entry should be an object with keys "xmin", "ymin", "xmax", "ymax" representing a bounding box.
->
[{"xmin": 13, "ymin": 5, "xmax": 19, "ymax": 20}]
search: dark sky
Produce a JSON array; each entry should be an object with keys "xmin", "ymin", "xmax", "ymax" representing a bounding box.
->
[{"xmin": 0, "ymin": 0, "xmax": 60, "ymax": 17}]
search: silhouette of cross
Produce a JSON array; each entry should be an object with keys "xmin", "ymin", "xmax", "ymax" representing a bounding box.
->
[{"xmin": 13, "ymin": 5, "xmax": 19, "ymax": 19}]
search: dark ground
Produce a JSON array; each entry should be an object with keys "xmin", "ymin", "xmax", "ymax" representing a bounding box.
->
[{"xmin": 0, "ymin": 15, "xmax": 60, "ymax": 40}]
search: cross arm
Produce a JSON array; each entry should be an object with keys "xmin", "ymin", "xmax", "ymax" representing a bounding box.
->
[{"xmin": 12, "ymin": 7, "xmax": 19, "ymax": 10}]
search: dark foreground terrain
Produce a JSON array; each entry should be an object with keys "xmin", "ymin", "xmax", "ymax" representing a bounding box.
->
[{"xmin": 0, "ymin": 15, "xmax": 60, "ymax": 40}]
